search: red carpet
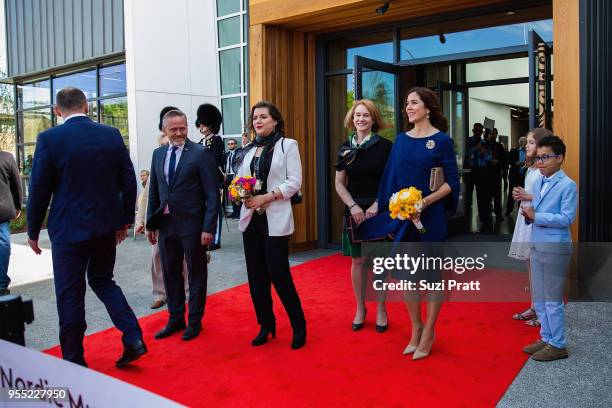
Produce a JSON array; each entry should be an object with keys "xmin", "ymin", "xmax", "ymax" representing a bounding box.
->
[{"xmin": 46, "ymin": 254, "xmax": 536, "ymax": 407}]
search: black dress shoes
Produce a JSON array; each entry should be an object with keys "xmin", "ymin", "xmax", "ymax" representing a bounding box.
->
[
  {"xmin": 154, "ymin": 320, "xmax": 186, "ymax": 339},
  {"xmin": 182, "ymin": 322, "xmax": 202, "ymax": 341},
  {"xmin": 291, "ymin": 327, "xmax": 307, "ymax": 350},
  {"xmin": 251, "ymin": 326, "xmax": 276, "ymax": 346},
  {"xmin": 115, "ymin": 339, "xmax": 148, "ymax": 368}
]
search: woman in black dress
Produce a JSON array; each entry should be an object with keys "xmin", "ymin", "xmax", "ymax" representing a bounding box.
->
[{"xmin": 334, "ymin": 99, "xmax": 393, "ymax": 332}]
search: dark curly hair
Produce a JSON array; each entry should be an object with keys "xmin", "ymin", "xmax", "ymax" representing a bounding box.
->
[{"xmin": 248, "ymin": 100, "xmax": 285, "ymax": 135}]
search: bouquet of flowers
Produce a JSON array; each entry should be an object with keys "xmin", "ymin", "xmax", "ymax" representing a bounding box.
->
[
  {"xmin": 227, "ymin": 176, "xmax": 264, "ymax": 213},
  {"xmin": 388, "ymin": 187, "xmax": 426, "ymax": 234}
]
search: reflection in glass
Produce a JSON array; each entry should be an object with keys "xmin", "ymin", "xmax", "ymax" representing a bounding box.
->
[
  {"xmin": 53, "ymin": 70, "xmax": 97, "ymax": 102},
  {"xmin": 219, "ymin": 48, "xmax": 241, "ymax": 95},
  {"xmin": 327, "ymin": 74, "xmax": 352, "ymax": 245},
  {"xmin": 55, "ymin": 102, "xmax": 97, "ymax": 125},
  {"xmin": 100, "ymin": 64, "xmax": 127, "ymax": 96},
  {"xmin": 217, "ymin": 0, "xmax": 240, "ymax": 16},
  {"xmin": 360, "ymin": 70, "xmax": 396, "ymax": 141},
  {"xmin": 221, "ymin": 97, "xmax": 242, "ymax": 135},
  {"xmin": 17, "ymin": 80, "xmax": 51, "ymax": 109},
  {"xmin": 441, "ymin": 88, "xmax": 466, "ymax": 217},
  {"xmin": 328, "ymin": 31, "xmax": 393, "ymax": 71},
  {"xmin": 19, "ymin": 109, "xmax": 52, "ymax": 144},
  {"xmin": 218, "ymin": 16, "xmax": 241, "ymax": 47},
  {"xmin": 401, "ymin": 19, "xmax": 553, "ymax": 61},
  {"xmin": 100, "ymin": 97, "xmax": 129, "ymax": 146},
  {"xmin": 18, "ymin": 144, "xmax": 36, "ymax": 197},
  {"xmin": 466, "ymin": 57, "xmax": 528, "ymax": 82}
]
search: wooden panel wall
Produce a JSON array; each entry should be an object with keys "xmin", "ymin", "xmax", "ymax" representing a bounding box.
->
[
  {"xmin": 249, "ymin": 24, "xmax": 318, "ymax": 251},
  {"xmin": 552, "ymin": 0, "xmax": 580, "ymax": 240},
  {"xmin": 250, "ymin": 0, "xmax": 513, "ymax": 32}
]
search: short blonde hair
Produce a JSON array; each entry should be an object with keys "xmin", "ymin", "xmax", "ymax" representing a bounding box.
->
[{"xmin": 344, "ymin": 99, "xmax": 391, "ymax": 133}]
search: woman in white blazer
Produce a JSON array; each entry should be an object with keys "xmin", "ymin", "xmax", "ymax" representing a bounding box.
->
[{"xmin": 236, "ymin": 101, "xmax": 306, "ymax": 350}]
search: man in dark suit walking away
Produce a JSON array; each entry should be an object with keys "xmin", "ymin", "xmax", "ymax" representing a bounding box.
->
[
  {"xmin": 0, "ymin": 150, "xmax": 23, "ymax": 295},
  {"xmin": 146, "ymin": 109, "xmax": 219, "ymax": 341},
  {"xmin": 26, "ymin": 87, "xmax": 146, "ymax": 368}
]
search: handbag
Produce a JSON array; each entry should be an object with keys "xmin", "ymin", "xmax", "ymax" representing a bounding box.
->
[
  {"xmin": 282, "ymin": 137, "xmax": 303, "ymax": 205},
  {"xmin": 429, "ymin": 166, "xmax": 445, "ymax": 191},
  {"xmin": 345, "ymin": 214, "xmax": 392, "ymax": 244}
]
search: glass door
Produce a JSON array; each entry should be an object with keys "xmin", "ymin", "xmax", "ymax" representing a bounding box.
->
[
  {"xmin": 528, "ymin": 30, "xmax": 553, "ymax": 130},
  {"xmin": 439, "ymin": 81, "xmax": 469, "ymax": 233},
  {"xmin": 354, "ymin": 56, "xmax": 401, "ymax": 140}
]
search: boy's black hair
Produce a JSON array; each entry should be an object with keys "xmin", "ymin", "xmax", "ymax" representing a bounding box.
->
[{"xmin": 537, "ymin": 135, "xmax": 566, "ymax": 156}]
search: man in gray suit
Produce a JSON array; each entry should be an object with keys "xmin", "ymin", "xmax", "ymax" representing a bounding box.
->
[
  {"xmin": 0, "ymin": 151, "xmax": 23, "ymax": 295},
  {"xmin": 146, "ymin": 109, "xmax": 219, "ymax": 341}
]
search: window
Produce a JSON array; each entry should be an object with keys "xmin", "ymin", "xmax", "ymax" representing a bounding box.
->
[
  {"xmin": 14, "ymin": 62, "xmax": 128, "ymax": 199},
  {"xmin": 216, "ymin": 0, "xmax": 248, "ymax": 140},
  {"xmin": 400, "ymin": 19, "xmax": 553, "ymax": 62}
]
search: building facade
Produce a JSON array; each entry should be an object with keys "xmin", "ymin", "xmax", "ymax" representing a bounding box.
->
[
  {"xmin": 247, "ymin": 0, "xmax": 612, "ymax": 248},
  {"xmin": 2, "ymin": 0, "xmax": 249, "ymax": 197}
]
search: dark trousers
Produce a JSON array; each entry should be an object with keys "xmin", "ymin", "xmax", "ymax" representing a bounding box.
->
[
  {"xmin": 158, "ymin": 217, "xmax": 208, "ymax": 325},
  {"xmin": 473, "ymin": 167, "xmax": 491, "ymax": 221},
  {"xmin": 464, "ymin": 171, "xmax": 475, "ymax": 209},
  {"xmin": 223, "ymin": 175, "xmax": 240, "ymax": 217},
  {"xmin": 51, "ymin": 233, "xmax": 142, "ymax": 364},
  {"xmin": 242, "ymin": 213, "xmax": 306, "ymax": 331},
  {"xmin": 489, "ymin": 171, "xmax": 503, "ymax": 216}
]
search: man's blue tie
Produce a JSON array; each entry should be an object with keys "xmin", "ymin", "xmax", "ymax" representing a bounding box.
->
[
  {"xmin": 168, "ymin": 146, "xmax": 178, "ymax": 185},
  {"xmin": 542, "ymin": 177, "xmax": 550, "ymax": 184}
]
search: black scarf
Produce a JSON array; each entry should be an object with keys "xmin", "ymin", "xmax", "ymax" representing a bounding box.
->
[
  {"xmin": 233, "ymin": 132, "xmax": 283, "ymax": 191},
  {"xmin": 334, "ymin": 133, "xmax": 381, "ymax": 170}
]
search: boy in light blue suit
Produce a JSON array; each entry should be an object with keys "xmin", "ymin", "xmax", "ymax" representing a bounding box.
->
[{"xmin": 521, "ymin": 135, "xmax": 577, "ymax": 361}]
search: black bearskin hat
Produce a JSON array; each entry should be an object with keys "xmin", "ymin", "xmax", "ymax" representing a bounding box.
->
[
  {"xmin": 158, "ymin": 105, "xmax": 179, "ymax": 131},
  {"xmin": 195, "ymin": 103, "xmax": 223, "ymax": 134}
]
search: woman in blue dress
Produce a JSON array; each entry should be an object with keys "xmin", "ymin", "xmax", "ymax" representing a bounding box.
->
[{"xmin": 368, "ymin": 87, "xmax": 460, "ymax": 360}]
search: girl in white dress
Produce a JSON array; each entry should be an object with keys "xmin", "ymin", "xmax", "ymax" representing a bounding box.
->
[{"xmin": 508, "ymin": 128, "xmax": 553, "ymax": 326}]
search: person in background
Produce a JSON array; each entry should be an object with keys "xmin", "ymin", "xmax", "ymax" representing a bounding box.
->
[
  {"xmin": 486, "ymin": 127, "xmax": 506, "ymax": 221},
  {"xmin": 223, "ymin": 138, "xmax": 241, "ymax": 219},
  {"xmin": 196, "ymin": 104, "xmax": 225, "ymax": 251},
  {"xmin": 139, "ymin": 170, "xmax": 150, "ymax": 189},
  {"xmin": 236, "ymin": 101, "xmax": 307, "ymax": 350},
  {"xmin": 334, "ymin": 99, "xmax": 393, "ymax": 333},
  {"xmin": 0, "ymin": 150, "xmax": 23, "ymax": 296},
  {"xmin": 464, "ymin": 123, "xmax": 483, "ymax": 211},
  {"xmin": 509, "ymin": 128, "xmax": 553, "ymax": 328},
  {"xmin": 521, "ymin": 135, "xmax": 577, "ymax": 361},
  {"xmin": 506, "ymin": 136, "xmax": 528, "ymax": 216}
]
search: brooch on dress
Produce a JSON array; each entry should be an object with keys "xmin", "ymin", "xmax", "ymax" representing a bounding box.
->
[{"xmin": 426, "ymin": 140, "xmax": 436, "ymax": 150}]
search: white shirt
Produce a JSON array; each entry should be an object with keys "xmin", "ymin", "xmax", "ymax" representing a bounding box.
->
[
  {"xmin": 226, "ymin": 150, "xmax": 236, "ymax": 174},
  {"xmin": 63, "ymin": 113, "xmax": 88, "ymax": 122},
  {"xmin": 540, "ymin": 170, "xmax": 560, "ymax": 195},
  {"xmin": 163, "ymin": 143, "xmax": 185, "ymax": 184}
]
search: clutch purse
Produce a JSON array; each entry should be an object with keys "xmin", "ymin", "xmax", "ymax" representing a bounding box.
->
[
  {"xmin": 345, "ymin": 214, "xmax": 392, "ymax": 244},
  {"xmin": 429, "ymin": 166, "xmax": 445, "ymax": 191}
]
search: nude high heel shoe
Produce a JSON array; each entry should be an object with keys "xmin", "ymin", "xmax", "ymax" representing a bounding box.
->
[
  {"xmin": 403, "ymin": 327, "xmax": 423, "ymax": 355},
  {"xmin": 413, "ymin": 335, "xmax": 435, "ymax": 360}
]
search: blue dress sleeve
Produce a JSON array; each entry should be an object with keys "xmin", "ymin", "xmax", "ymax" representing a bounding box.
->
[{"xmin": 439, "ymin": 135, "xmax": 460, "ymax": 215}]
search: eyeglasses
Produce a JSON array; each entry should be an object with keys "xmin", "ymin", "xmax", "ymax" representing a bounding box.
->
[{"xmin": 535, "ymin": 154, "xmax": 561, "ymax": 163}]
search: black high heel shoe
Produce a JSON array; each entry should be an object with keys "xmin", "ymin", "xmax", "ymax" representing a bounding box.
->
[
  {"xmin": 291, "ymin": 326, "xmax": 307, "ymax": 350},
  {"xmin": 352, "ymin": 309, "xmax": 367, "ymax": 331},
  {"xmin": 376, "ymin": 311, "xmax": 388, "ymax": 333},
  {"xmin": 251, "ymin": 326, "xmax": 276, "ymax": 346}
]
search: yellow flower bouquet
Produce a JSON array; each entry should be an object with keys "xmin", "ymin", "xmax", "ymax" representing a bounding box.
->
[{"xmin": 388, "ymin": 187, "xmax": 426, "ymax": 234}]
